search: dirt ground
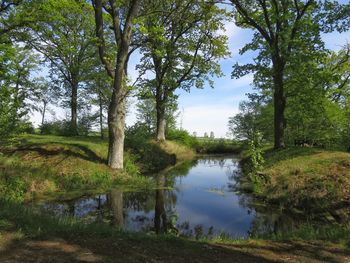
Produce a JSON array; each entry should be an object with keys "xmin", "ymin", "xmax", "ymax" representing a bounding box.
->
[{"xmin": 1, "ymin": 233, "xmax": 349, "ymax": 263}]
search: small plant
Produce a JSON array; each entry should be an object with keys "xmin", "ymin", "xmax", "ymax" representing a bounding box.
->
[
  {"xmin": 247, "ymin": 131, "xmax": 266, "ymax": 193},
  {"xmin": 248, "ymin": 131, "xmax": 265, "ymax": 173},
  {"xmin": 0, "ymin": 176, "xmax": 28, "ymax": 202}
]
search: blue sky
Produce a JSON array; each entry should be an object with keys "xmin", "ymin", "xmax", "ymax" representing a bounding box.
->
[{"xmin": 30, "ymin": 4, "xmax": 350, "ymax": 138}]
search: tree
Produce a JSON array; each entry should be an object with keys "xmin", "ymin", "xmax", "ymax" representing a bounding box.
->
[
  {"xmin": 92, "ymin": 0, "xmax": 141, "ymax": 169},
  {"xmin": 230, "ymin": 0, "xmax": 324, "ymax": 148},
  {"xmin": 32, "ymin": 77, "xmax": 59, "ymax": 127},
  {"xmin": 27, "ymin": 0, "xmax": 96, "ymax": 135},
  {"xmin": 0, "ymin": 0, "xmax": 40, "ymax": 39},
  {"xmin": 228, "ymin": 94, "xmax": 273, "ymax": 141},
  {"xmin": 0, "ymin": 1, "xmax": 42, "ymax": 139},
  {"xmin": 0, "ymin": 45, "xmax": 38, "ymax": 138},
  {"xmin": 137, "ymin": 0, "xmax": 229, "ymax": 141},
  {"xmin": 136, "ymin": 97, "xmax": 179, "ymax": 135},
  {"xmin": 85, "ymin": 64, "xmax": 112, "ymax": 138},
  {"xmin": 322, "ymin": 1, "xmax": 350, "ymax": 33},
  {"xmin": 281, "ymin": 41, "xmax": 350, "ymax": 145}
]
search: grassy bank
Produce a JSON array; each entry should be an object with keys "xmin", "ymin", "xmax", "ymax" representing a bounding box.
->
[
  {"xmin": 240, "ymin": 146, "xmax": 350, "ymax": 219},
  {"xmin": 195, "ymin": 138, "xmax": 243, "ymax": 154},
  {"xmin": 1, "ymin": 200, "xmax": 349, "ymax": 263},
  {"xmin": 0, "ymin": 134, "xmax": 195, "ymax": 201}
]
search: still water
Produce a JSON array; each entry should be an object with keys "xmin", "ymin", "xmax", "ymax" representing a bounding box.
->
[{"xmin": 29, "ymin": 156, "xmax": 309, "ymax": 238}]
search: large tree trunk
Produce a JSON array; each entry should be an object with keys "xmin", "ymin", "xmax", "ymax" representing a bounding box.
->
[
  {"xmin": 71, "ymin": 80, "xmax": 78, "ymax": 135},
  {"xmin": 93, "ymin": 0, "xmax": 140, "ymax": 169},
  {"xmin": 273, "ymin": 65, "xmax": 286, "ymax": 149},
  {"xmin": 107, "ymin": 57, "xmax": 127, "ymax": 169},
  {"xmin": 156, "ymin": 105, "xmax": 166, "ymax": 141},
  {"xmin": 156, "ymin": 94, "xmax": 166, "ymax": 141}
]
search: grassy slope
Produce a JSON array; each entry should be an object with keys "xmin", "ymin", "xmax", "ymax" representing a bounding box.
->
[
  {"xmin": 258, "ymin": 147, "xmax": 350, "ymax": 210},
  {"xmin": 0, "ymin": 134, "xmax": 194, "ymax": 200}
]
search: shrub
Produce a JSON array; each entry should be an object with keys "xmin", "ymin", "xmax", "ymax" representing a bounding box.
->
[
  {"xmin": 247, "ymin": 131, "xmax": 266, "ymax": 194},
  {"xmin": 125, "ymin": 123, "xmax": 152, "ymax": 149},
  {"xmin": 166, "ymin": 129, "xmax": 198, "ymax": 148},
  {"xmin": 124, "ymin": 152, "xmax": 140, "ymax": 176},
  {"xmin": 40, "ymin": 120, "xmax": 80, "ymax": 136},
  {"xmin": 40, "ymin": 121, "xmax": 64, "ymax": 135},
  {"xmin": 18, "ymin": 121, "xmax": 35, "ymax": 134}
]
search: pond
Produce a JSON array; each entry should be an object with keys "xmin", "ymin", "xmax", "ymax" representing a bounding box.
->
[{"xmin": 28, "ymin": 156, "xmax": 334, "ymax": 239}]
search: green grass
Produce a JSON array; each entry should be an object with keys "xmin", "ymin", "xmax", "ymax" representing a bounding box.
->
[
  {"xmin": 0, "ymin": 134, "xmax": 195, "ymax": 202},
  {"xmin": 195, "ymin": 138, "xmax": 243, "ymax": 154},
  {"xmin": 240, "ymin": 146, "xmax": 350, "ymax": 212}
]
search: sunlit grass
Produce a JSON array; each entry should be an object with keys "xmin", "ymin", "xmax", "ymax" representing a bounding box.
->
[{"xmin": 242, "ymin": 146, "xmax": 350, "ymax": 212}]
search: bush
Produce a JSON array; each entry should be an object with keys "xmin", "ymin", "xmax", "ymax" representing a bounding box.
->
[
  {"xmin": 166, "ymin": 129, "xmax": 198, "ymax": 148},
  {"xmin": 125, "ymin": 123, "xmax": 152, "ymax": 149},
  {"xmin": 18, "ymin": 121, "xmax": 35, "ymax": 134},
  {"xmin": 195, "ymin": 138, "xmax": 242, "ymax": 154},
  {"xmin": 40, "ymin": 120, "xmax": 80, "ymax": 136}
]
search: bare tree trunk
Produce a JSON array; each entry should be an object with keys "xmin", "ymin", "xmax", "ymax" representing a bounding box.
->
[
  {"xmin": 156, "ymin": 105, "xmax": 166, "ymax": 141},
  {"xmin": 156, "ymin": 92, "xmax": 166, "ymax": 141},
  {"xmin": 41, "ymin": 100, "xmax": 47, "ymax": 126},
  {"xmin": 71, "ymin": 80, "xmax": 78, "ymax": 135},
  {"xmin": 107, "ymin": 61, "xmax": 126, "ymax": 169},
  {"xmin": 110, "ymin": 189, "xmax": 124, "ymax": 227},
  {"xmin": 99, "ymin": 92, "xmax": 104, "ymax": 139},
  {"xmin": 273, "ymin": 65, "xmax": 286, "ymax": 149}
]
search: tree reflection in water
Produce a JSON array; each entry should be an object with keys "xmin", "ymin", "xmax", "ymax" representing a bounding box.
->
[
  {"xmin": 110, "ymin": 190, "xmax": 124, "ymax": 227},
  {"xmin": 154, "ymin": 175, "xmax": 168, "ymax": 233}
]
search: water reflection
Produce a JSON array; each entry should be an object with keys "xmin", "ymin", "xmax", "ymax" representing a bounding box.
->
[
  {"xmin": 110, "ymin": 190, "xmax": 123, "ymax": 227},
  {"xmin": 30, "ymin": 156, "xmax": 346, "ymax": 239}
]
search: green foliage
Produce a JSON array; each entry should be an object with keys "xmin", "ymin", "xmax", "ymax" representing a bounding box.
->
[
  {"xmin": 0, "ymin": 175, "xmax": 28, "ymax": 203},
  {"xmin": 137, "ymin": 0, "xmax": 229, "ymax": 139},
  {"xmin": 40, "ymin": 120, "xmax": 92, "ymax": 136},
  {"xmin": 230, "ymin": 43, "xmax": 350, "ymax": 150},
  {"xmin": 166, "ymin": 129, "xmax": 198, "ymax": 148},
  {"xmin": 136, "ymin": 97, "xmax": 179, "ymax": 134},
  {"xmin": 40, "ymin": 121, "xmax": 64, "ymax": 135},
  {"xmin": 0, "ymin": 45, "xmax": 39, "ymax": 140},
  {"xmin": 125, "ymin": 123, "xmax": 153, "ymax": 149},
  {"xmin": 248, "ymin": 132, "xmax": 265, "ymax": 173},
  {"xmin": 228, "ymin": 95, "xmax": 273, "ymax": 141},
  {"xmin": 123, "ymin": 153, "xmax": 140, "ymax": 176},
  {"xmin": 247, "ymin": 132, "xmax": 265, "ymax": 194}
]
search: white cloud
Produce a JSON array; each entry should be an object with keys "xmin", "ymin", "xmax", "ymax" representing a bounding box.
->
[
  {"xmin": 217, "ymin": 74, "xmax": 253, "ymax": 91},
  {"xmin": 181, "ymin": 105, "xmax": 239, "ymax": 138}
]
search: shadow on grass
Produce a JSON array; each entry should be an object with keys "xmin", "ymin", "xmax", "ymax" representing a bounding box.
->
[
  {"xmin": 262, "ymin": 146, "xmax": 322, "ymax": 166},
  {"xmin": 2, "ymin": 143, "xmax": 106, "ymax": 164}
]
